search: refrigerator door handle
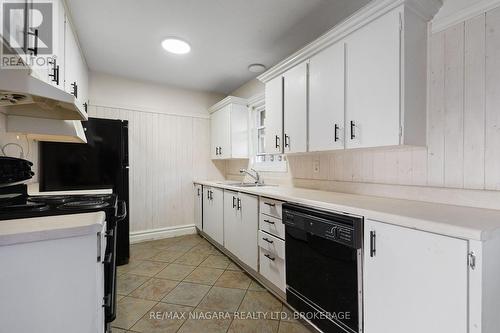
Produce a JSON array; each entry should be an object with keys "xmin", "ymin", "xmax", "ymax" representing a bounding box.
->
[{"xmin": 115, "ymin": 200, "xmax": 127, "ymax": 222}]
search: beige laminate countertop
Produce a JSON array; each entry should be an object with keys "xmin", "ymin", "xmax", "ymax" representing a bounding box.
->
[
  {"xmin": 196, "ymin": 180, "xmax": 500, "ymax": 241},
  {"xmin": 0, "ymin": 212, "xmax": 106, "ymax": 246}
]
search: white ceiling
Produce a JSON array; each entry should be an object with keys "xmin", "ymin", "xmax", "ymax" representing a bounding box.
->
[{"xmin": 66, "ymin": 0, "xmax": 370, "ymax": 94}]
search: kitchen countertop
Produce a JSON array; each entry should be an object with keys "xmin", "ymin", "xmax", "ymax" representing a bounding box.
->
[
  {"xmin": 0, "ymin": 212, "xmax": 106, "ymax": 246},
  {"xmin": 196, "ymin": 180, "xmax": 500, "ymax": 241}
]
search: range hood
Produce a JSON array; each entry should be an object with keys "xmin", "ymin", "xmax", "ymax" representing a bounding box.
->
[
  {"xmin": 0, "ymin": 68, "xmax": 87, "ymax": 121},
  {"xmin": 7, "ymin": 115, "xmax": 87, "ymax": 143}
]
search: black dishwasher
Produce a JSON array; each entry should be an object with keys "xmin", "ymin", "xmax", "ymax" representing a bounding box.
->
[{"xmin": 283, "ymin": 203, "xmax": 363, "ymax": 333}]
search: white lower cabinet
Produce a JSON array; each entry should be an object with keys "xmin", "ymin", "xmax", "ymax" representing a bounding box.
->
[
  {"xmin": 202, "ymin": 186, "xmax": 224, "ymax": 245},
  {"xmin": 194, "ymin": 184, "xmax": 202, "ymax": 230},
  {"xmin": 223, "ymin": 190, "xmax": 258, "ymax": 271},
  {"xmin": 258, "ymin": 231, "xmax": 286, "ymax": 292},
  {"xmin": 363, "ymin": 219, "xmax": 468, "ymax": 333}
]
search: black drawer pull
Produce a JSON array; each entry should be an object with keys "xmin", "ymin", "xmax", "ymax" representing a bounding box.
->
[
  {"xmin": 263, "ymin": 219, "xmax": 275, "ymax": 225},
  {"xmin": 264, "ymin": 202, "xmax": 276, "ymax": 207},
  {"xmin": 262, "ymin": 237, "xmax": 274, "ymax": 244},
  {"xmin": 370, "ymin": 231, "xmax": 376, "ymax": 257},
  {"xmin": 264, "ymin": 253, "xmax": 275, "ymax": 261}
]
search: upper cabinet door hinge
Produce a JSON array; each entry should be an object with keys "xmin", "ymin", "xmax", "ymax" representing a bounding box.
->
[{"xmin": 468, "ymin": 252, "xmax": 476, "ymax": 270}]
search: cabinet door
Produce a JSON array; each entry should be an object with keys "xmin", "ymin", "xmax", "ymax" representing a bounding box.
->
[
  {"xmin": 202, "ymin": 187, "xmax": 212, "ymax": 235},
  {"xmin": 223, "ymin": 190, "xmax": 238, "ymax": 254},
  {"xmin": 210, "ymin": 113, "xmax": 219, "ymax": 159},
  {"xmin": 264, "ymin": 76, "xmax": 283, "ymax": 154},
  {"xmin": 309, "ymin": 42, "xmax": 345, "ymax": 152},
  {"xmin": 283, "ymin": 62, "xmax": 307, "ymax": 153},
  {"xmin": 345, "ymin": 8, "xmax": 401, "ymax": 149},
  {"xmin": 364, "ymin": 220, "xmax": 468, "ymax": 333},
  {"xmin": 204, "ymin": 187, "xmax": 223, "ymax": 245},
  {"xmin": 193, "ymin": 184, "xmax": 202, "ymax": 230},
  {"xmin": 235, "ymin": 193, "xmax": 258, "ymax": 271},
  {"xmin": 218, "ymin": 106, "xmax": 231, "ymax": 159}
]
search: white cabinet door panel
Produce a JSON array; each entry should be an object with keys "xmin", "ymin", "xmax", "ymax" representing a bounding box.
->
[
  {"xmin": 283, "ymin": 62, "xmax": 307, "ymax": 153},
  {"xmin": 309, "ymin": 42, "xmax": 345, "ymax": 151},
  {"xmin": 345, "ymin": 8, "xmax": 401, "ymax": 149},
  {"xmin": 223, "ymin": 190, "xmax": 238, "ymax": 254},
  {"xmin": 202, "ymin": 187, "xmax": 224, "ymax": 245},
  {"xmin": 236, "ymin": 193, "xmax": 258, "ymax": 270},
  {"xmin": 363, "ymin": 219, "xmax": 468, "ymax": 333},
  {"xmin": 194, "ymin": 184, "xmax": 202, "ymax": 230},
  {"xmin": 264, "ymin": 76, "xmax": 283, "ymax": 154}
]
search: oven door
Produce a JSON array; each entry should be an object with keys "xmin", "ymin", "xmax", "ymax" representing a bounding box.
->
[{"xmin": 286, "ymin": 225, "xmax": 361, "ymax": 333}]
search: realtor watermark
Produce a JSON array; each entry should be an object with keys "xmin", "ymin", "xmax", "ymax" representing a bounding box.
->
[
  {"xmin": 149, "ymin": 310, "xmax": 352, "ymax": 321},
  {"xmin": 1, "ymin": 0, "xmax": 58, "ymax": 69}
]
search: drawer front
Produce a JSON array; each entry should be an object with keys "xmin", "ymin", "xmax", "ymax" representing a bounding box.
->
[
  {"xmin": 259, "ymin": 248, "xmax": 286, "ymax": 292},
  {"xmin": 258, "ymin": 230, "xmax": 285, "ymax": 259},
  {"xmin": 260, "ymin": 197, "xmax": 283, "ymax": 219},
  {"xmin": 259, "ymin": 214, "xmax": 285, "ymax": 240}
]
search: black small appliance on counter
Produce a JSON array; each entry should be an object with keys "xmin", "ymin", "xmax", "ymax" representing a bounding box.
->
[{"xmin": 39, "ymin": 117, "xmax": 130, "ymax": 266}]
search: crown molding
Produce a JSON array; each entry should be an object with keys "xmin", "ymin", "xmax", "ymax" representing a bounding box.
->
[
  {"xmin": 208, "ymin": 96, "xmax": 248, "ymax": 114},
  {"xmin": 431, "ymin": 0, "xmax": 500, "ymax": 33},
  {"xmin": 257, "ymin": 0, "xmax": 442, "ymax": 83},
  {"xmin": 247, "ymin": 93, "xmax": 265, "ymax": 109}
]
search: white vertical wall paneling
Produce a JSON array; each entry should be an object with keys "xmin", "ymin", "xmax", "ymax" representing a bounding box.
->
[
  {"xmin": 443, "ymin": 23, "xmax": 465, "ymax": 188},
  {"xmin": 464, "ymin": 14, "xmax": 486, "ymax": 189},
  {"xmin": 411, "ymin": 147, "xmax": 428, "ymax": 186},
  {"xmin": 485, "ymin": 7, "xmax": 500, "ymax": 190},
  {"xmin": 428, "ymin": 31, "xmax": 446, "ymax": 186}
]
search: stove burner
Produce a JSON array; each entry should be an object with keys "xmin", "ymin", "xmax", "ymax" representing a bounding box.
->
[
  {"xmin": 0, "ymin": 201, "xmax": 49, "ymax": 212},
  {"xmin": 57, "ymin": 200, "xmax": 110, "ymax": 211}
]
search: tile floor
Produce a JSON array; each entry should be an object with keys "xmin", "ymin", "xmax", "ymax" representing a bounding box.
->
[{"xmin": 112, "ymin": 234, "xmax": 313, "ymax": 333}]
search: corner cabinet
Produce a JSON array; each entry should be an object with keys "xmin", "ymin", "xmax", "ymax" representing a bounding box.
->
[
  {"xmin": 364, "ymin": 219, "xmax": 468, "ymax": 333},
  {"xmin": 258, "ymin": 0, "xmax": 437, "ymax": 152},
  {"xmin": 209, "ymin": 96, "xmax": 248, "ymax": 160}
]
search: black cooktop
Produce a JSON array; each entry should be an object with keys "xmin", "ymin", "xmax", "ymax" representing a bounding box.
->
[{"xmin": 0, "ymin": 188, "xmax": 117, "ymax": 222}]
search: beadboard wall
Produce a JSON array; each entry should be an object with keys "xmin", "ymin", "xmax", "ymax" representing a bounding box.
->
[
  {"xmin": 227, "ymin": 6, "xmax": 500, "ymax": 210},
  {"xmin": 88, "ymin": 105, "xmax": 225, "ymax": 233}
]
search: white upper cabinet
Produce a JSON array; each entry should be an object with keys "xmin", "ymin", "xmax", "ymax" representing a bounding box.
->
[
  {"xmin": 209, "ymin": 96, "xmax": 248, "ymax": 160},
  {"xmin": 364, "ymin": 219, "xmax": 468, "ymax": 333},
  {"xmin": 264, "ymin": 76, "xmax": 283, "ymax": 154},
  {"xmin": 283, "ymin": 62, "xmax": 308, "ymax": 153},
  {"xmin": 258, "ymin": 0, "xmax": 439, "ymax": 152},
  {"xmin": 309, "ymin": 42, "xmax": 345, "ymax": 152},
  {"xmin": 344, "ymin": 8, "xmax": 401, "ymax": 149}
]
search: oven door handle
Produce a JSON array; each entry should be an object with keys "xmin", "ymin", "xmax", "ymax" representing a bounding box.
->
[{"xmin": 115, "ymin": 200, "xmax": 127, "ymax": 222}]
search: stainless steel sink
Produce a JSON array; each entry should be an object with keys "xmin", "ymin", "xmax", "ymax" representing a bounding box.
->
[{"xmin": 216, "ymin": 181, "xmax": 276, "ymax": 188}]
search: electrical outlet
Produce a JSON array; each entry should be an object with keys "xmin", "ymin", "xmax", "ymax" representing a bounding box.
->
[{"xmin": 313, "ymin": 159, "xmax": 320, "ymax": 174}]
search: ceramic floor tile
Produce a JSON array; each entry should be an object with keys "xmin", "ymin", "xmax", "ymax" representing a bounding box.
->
[
  {"xmin": 117, "ymin": 274, "xmax": 150, "ymax": 295},
  {"xmin": 117, "ymin": 260, "xmax": 144, "ymax": 276},
  {"xmin": 278, "ymin": 321, "xmax": 312, "ymax": 333},
  {"xmin": 280, "ymin": 304, "xmax": 299, "ymax": 323},
  {"xmin": 199, "ymin": 255, "xmax": 231, "ymax": 269},
  {"xmin": 190, "ymin": 243, "xmax": 222, "ymax": 256},
  {"xmin": 112, "ymin": 296, "xmax": 156, "ymax": 330},
  {"xmin": 174, "ymin": 252, "xmax": 211, "ymax": 266},
  {"xmin": 162, "ymin": 282, "xmax": 211, "ymax": 307},
  {"xmin": 130, "ymin": 245, "xmax": 161, "ymax": 260},
  {"xmin": 130, "ymin": 302, "xmax": 193, "ymax": 333},
  {"xmin": 183, "ymin": 266, "xmax": 225, "ymax": 285},
  {"xmin": 150, "ymin": 250, "xmax": 185, "ymax": 263},
  {"xmin": 177, "ymin": 313, "xmax": 232, "ymax": 333},
  {"xmin": 226, "ymin": 262, "xmax": 243, "ymax": 271},
  {"xmin": 238, "ymin": 290, "xmax": 282, "ymax": 314},
  {"xmin": 156, "ymin": 263, "xmax": 196, "ymax": 281},
  {"xmin": 127, "ymin": 261, "xmax": 169, "ymax": 277},
  {"xmin": 215, "ymin": 270, "xmax": 251, "ymax": 290},
  {"xmin": 129, "ymin": 278, "xmax": 179, "ymax": 301},
  {"xmin": 228, "ymin": 318, "xmax": 279, "ymax": 333},
  {"xmin": 247, "ymin": 279, "xmax": 266, "ymax": 291},
  {"xmin": 197, "ymin": 286, "xmax": 246, "ymax": 312},
  {"xmin": 167, "ymin": 243, "xmax": 197, "ymax": 253}
]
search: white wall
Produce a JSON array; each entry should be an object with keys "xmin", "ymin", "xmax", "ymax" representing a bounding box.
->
[
  {"xmin": 88, "ymin": 74, "xmax": 225, "ymax": 234},
  {"xmin": 226, "ymin": 5, "xmax": 500, "ymax": 210}
]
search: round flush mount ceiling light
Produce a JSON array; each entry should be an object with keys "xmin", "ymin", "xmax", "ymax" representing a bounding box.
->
[
  {"xmin": 161, "ymin": 38, "xmax": 191, "ymax": 54},
  {"xmin": 248, "ymin": 63, "xmax": 266, "ymax": 73}
]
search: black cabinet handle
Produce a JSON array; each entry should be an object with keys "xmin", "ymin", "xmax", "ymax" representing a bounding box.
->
[
  {"xmin": 232, "ymin": 196, "xmax": 236, "ymax": 209},
  {"xmin": 237, "ymin": 198, "xmax": 241, "ymax": 210},
  {"xmin": 71, "ymin": 82, "xmax": 78, "ymax": 98},
  {"xmin": 370, "ymin": 231, "xmax": 376, "ymax": 257},
  {"xmin": 210, "ymin": 190, "xmax": 213, "ymax": 200},
  {"xmin": 48, "ymin": 59, "xmax": 59, "ymax": 85},
  {"xmin": 83, "ymin": 102, "xmax": 88, "ymax": 113},
  {"xmin": 262, "ymin": 237, "xmax": 274, "ymax": 244},
  {"xmin": 27, "ymin": 28, "xmax": 38, "ymax": 56},
  {"xmin": 350, "ymin": 121, "xmax": 356, "ymax": 140},
  {"xmin": 207, "ymin": 190, "xmax": 210, "ymax": 200},
  {"xmin": 264, "ymin": 202, "xmax": 275, "ymax": 207},
  {"xmin": 263, "ymin": 219, "xmax": 275, "ymax": 225},
  {"xmin": 334, "ymin": 124, "xmax": 339, "ymax": 142},
  {"xmin": 219, "ymin": 147, "xmax": 222, "ymax": 155},
  {"xmin": 275, "ymin": 135, "xmax": 280, "ymax": 149},
  {"xmin": 264, "ymin": 253, "xmax": 275, "ymax": 261},
  {"xmin": 197, "ymin": 188, "xmax": 200, "ymax": 196},
  {"xmin": 284, "ymin": 134, "xmax": 290, "ymax": 148}
]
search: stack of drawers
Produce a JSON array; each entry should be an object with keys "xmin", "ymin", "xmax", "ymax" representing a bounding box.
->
[{"xmin": 258, "ymin": 197, "xmax": 286, "ymax": 292}]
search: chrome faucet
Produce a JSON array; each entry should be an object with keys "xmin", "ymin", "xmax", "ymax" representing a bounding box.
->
[{"xmin": 240, "ymin": 168, "xmax": 263, "ymax": 185}]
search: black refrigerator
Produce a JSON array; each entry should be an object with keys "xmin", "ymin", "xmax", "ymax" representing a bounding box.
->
[{"xmin": 40, "ymin": 117, "xmax": 130, "ymax": 265}]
